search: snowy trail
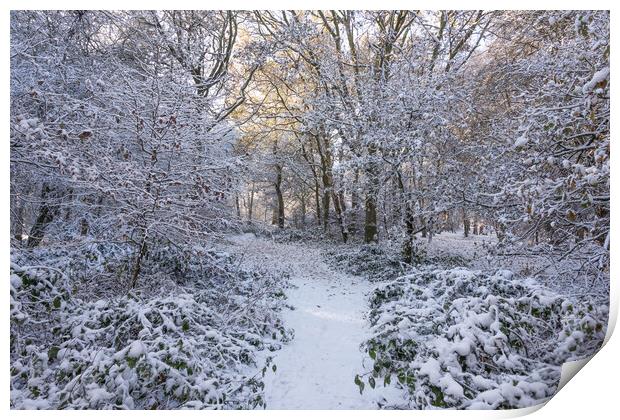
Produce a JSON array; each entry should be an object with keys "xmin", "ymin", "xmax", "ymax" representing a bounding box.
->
[{"xmin": 224, "ymin": 234, "xmax": 395, "ymax": 409}]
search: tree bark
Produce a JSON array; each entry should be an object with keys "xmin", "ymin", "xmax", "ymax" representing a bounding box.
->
[
  {"xmin": 235, "ymin": 194, "xmax": 241, "ymax": 218},
  {"xmin": 463, "ymin": 208, "xmax": 470, "ymax": 238},
  {"xmin": 274, "ymin": 164, "xmax": 285, "ymax": 229},
  {"xmin": 364, "ymin": 193, "xmax": 378, "ymax": 243},
  {"xmin": 364, "ymin": 146, "xmax": 379, "ymax": 243},
  {"xmin": 248, "ymin": 183, "xmax": 254, "ymax": 221},
  {"xmin": 14, "ymin": 205, "xmax": 24, "ymax": 240},
  {"xmin": 27, "ymin": 184, "xmax": 59, "ymax": 248},
  {"xmin": 322, "ymin": 188, "xmax": 330, "ymax": 230},
  {"xmin": 131, "ymin": 231, "xmax": 148, "ymax": 288},
  {"xmin": 350, "ymin": 169, "xmax": 360, "ymax": 235},
  {"xmin": 300, "ymin": 194, "xmax": 307, "ymax": 227},
  {"xmin": 314, "ymin": 179, "xmax": 322, "ymax": 226},
  {"xmin": 299, "ymin": 142, "xmax": 322, "ymax": 227},
  {"xmin": 331, "ymin": 190, "xmax": 348, "ymax": 243},
  {"xmin": 397, "ymin": 171, "xmax": 416, "ymax": 263},
  {"xmin": 11, "ymin": 189, "xmax": 24, "ymax": 241},
  {"xmin": 314, "ymin": 133, "xmax": 332, "ymax": 231}
]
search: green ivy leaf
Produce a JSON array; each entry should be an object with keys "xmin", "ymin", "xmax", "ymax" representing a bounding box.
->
[{"xmin": 48, "ymin": 346, "xmax": 60, "ymax": 361}]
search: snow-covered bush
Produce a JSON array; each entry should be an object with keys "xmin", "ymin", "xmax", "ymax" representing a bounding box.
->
[
  {"xmin": 325, "ymin": 244, "xmax": 405, "ymax": 282},
  {"xmin": 271, "ymin": 227, "xmax": 330, "ymax": 244},
  {"xmin": 421, "ymin": 243, "xmax": 472, "ymax": 270},
  {"xmin": 11, "ymin": 243, "xmax": 135, "ymax": 298},
  {"xmin": 358, "ymin": 268, "xmax": 607, "ymax": 409},
  {"xmin": 10, "ymin": 247, "xmax": 291, "ymax": 409}
]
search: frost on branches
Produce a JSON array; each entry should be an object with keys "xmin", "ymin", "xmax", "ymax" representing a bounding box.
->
[{"xmin": 10, "ymin": 10, "xmax": 610, "ymax": 411}]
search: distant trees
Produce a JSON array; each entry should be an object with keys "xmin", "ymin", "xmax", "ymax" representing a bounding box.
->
[
  {"xmin": 230, "ymin": 10, "xmax": 609, "ymax": 282},
  {"xmin": 233, "ymin": 11, "xmax": 498, "ymax": 246}
]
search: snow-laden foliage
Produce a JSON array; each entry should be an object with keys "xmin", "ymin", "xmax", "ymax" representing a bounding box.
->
[
  {"xmin": 10, "ymin": 247, "xmax": 291, "ymax": 409},
  {"xmin": 10, "ymin": 11, "xmax": 262, "ymax": 284},
  {"xmin": 358, "ymin": 268, "xmax": 607, "ymax": 409},
  {"xmin": 471, "ymin": 11, "xmax": 610, "ymax": 287},
  {"xmin": 325, "ymin": 238, "xmax": 473, "ymax": 282},
  {"xmin": 324, "ymin": 243, "xmax": 405, "ymax": 282},
  {"xmin": 9, "ymin": 10, "xmax": 610, "ymax": 411}
]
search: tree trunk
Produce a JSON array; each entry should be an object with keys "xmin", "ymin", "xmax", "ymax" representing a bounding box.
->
[
  {"xmin": 131, "ymin": 231, "xmax": 148, "ymax": 288},
  {"xmin": 322, "ymin": 189, "xmax": 330, "ymax": 230},
  {"xmin": 331, "ymin": 190, "xmax": 348, "ymax": 243},
  {"xmin": 463, "ymin": 208, "xmax": 470, "ymax": 238},
  {"xmin": 235, "ymin": 194, "xmax": 241, "ymax": 218},
  {"xmin": 248, "ymin": 184, "xmax": 254, "ymax": 221},
  {"xmin": 314, "ymin": 133, "xmax": 332, "ymax": 231},
  {"xmin": 350, "ymin": 169, "xmax": 360, "ymax": 235},
  {"xmin": 382, "ymin": 198, "xmax": 389, "ymax": 235},
  {"xmin": 27, "ymin": 184, "xmax": 59, "ymax": 248},
  {"xmin": 12, "ymin": 197, "xmax": 24, "ymax": 241},
  {"xmin": 300, "ymin": 194, "xmax": 306, "ymax": 227},
  {"xmin": 364, "ymin": 193, "xmax": 378, "ymax": 243},
  {"xmin": 299, "ymin": 142, "xmax": 322, "ymax": 227},
  {"xmin": 427, "ymin": 215, "xmax": 434, "ymax": 243},
  {"xmin": 396, "ymin": 170, "xmax": 417, "ymax": 263},
  {"xmin": 271, "ymin": 204, "xmax": 278, "ymax": 225},
  {"xmin": 364, "ymin": 146, "xmax": 379, "ymax": 243},
  {"xmin": 314, "ymin": 180, "xmax": 322, "ymax": 226},
  {"xmin": 14, "ymin": 206, "xmax": 24, "ymax": 240},
  {"xmin": 274, "ymin": 164, "xmax": 285, "ymax": 229}
]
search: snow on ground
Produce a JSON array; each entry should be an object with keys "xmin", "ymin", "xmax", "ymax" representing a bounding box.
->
[{"xmin": 223, "ymin": 233, "xmax": 401, "ymax": 409}]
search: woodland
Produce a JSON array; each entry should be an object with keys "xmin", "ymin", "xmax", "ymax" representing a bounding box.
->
[{"xmin": 10, "ymin": 10, "xmax": 609, "ymax": 409}]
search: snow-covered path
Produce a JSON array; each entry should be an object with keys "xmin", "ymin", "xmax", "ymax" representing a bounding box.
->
[{"xmin": 224, "ymin": 234, "xmax": 394, "ymax": 409}]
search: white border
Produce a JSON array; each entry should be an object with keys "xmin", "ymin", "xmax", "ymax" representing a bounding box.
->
[{"xmin": 2, "ymin": 2, "xmax": 617, "ymax": 419}]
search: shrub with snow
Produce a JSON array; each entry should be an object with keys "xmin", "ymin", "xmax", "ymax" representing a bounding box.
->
[
  {"xmin": 325, "ymin": 244, "xmax": 405, "ymax": 282},
  {"xmin": 358, "ymin": 268, "xmax": 607, "ymax": 409},
  {"xmin": 271, "ymin": 227, "xmax": 331, "ymax": 244},
  {"xmin": 10, "ymin": 246, "xmax": 291, "ymax": 409},
  {"xmin": 11, "ymin": 242, "xmax": 135, "ymax": 299}
]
